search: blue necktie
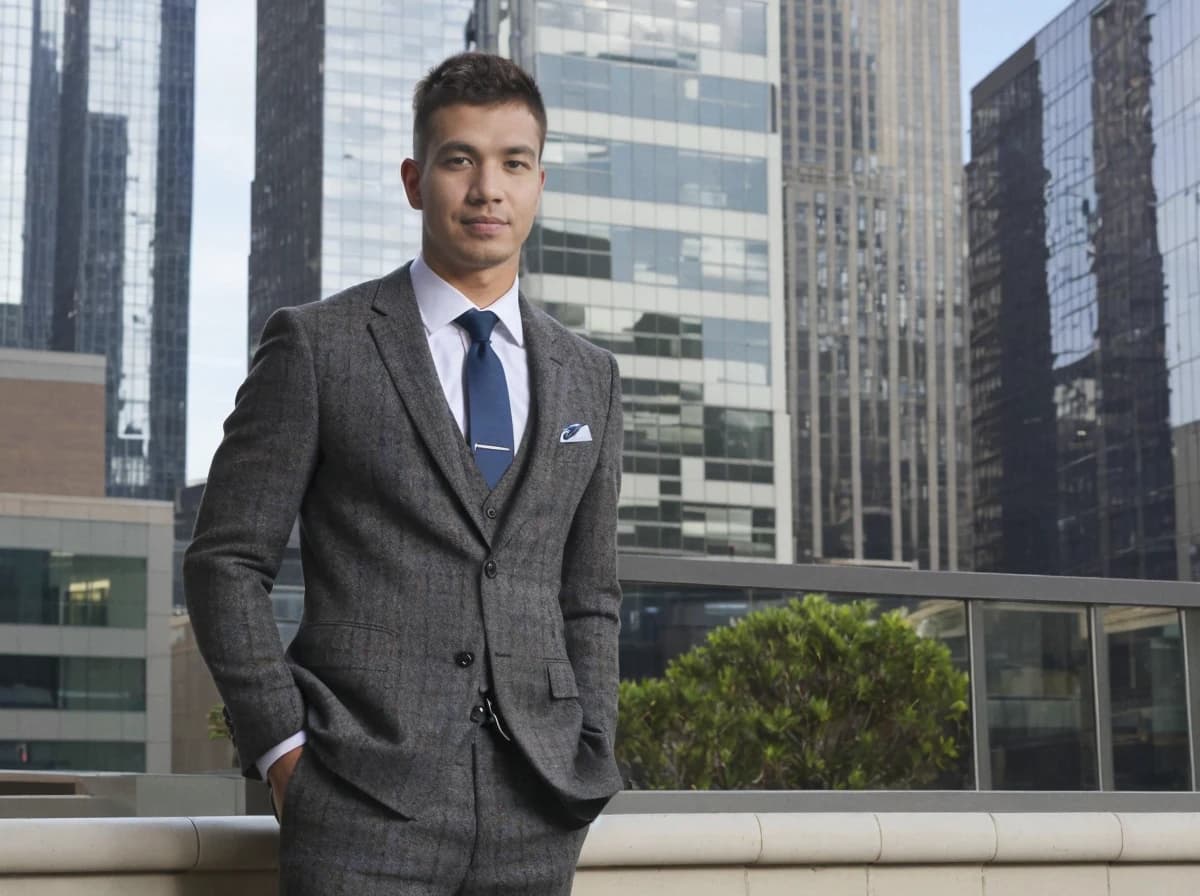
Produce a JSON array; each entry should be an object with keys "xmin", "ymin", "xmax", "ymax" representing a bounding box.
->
[{"xmin": 456, "ymin": 309, "xmax": 514, "ymax": 489}]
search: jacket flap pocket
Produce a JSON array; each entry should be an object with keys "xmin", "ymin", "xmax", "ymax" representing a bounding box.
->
[
  {"xmin": 547, "ymin": 661, "xmax": 579, "ymax": 699},
  {"xmin": 289, "ymin": 621, "xmax": 396, "ymax": 671}
]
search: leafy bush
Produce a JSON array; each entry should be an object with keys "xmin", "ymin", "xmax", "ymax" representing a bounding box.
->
[
  {"xmin": 616, "ymin": 594, "xmax": 969, "ymax": 790},
  {"xmin": 208, "ymin": 703, "xmax": 230, "ymax": 741}
]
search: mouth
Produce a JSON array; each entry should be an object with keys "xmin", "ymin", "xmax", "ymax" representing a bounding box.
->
[{"xmin": 463, "ymin": 216, "xmax": 508, "ymax": 236}]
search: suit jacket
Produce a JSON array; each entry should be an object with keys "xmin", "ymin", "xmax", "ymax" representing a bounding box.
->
[{"xmin": 183, "ymin": 263, "xmax": 624, "ymax": 824}]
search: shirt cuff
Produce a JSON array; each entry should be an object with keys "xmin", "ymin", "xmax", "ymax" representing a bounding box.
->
[{"xmin": 256, "ymin": 730, "xmax": 308, "ymax": 782}]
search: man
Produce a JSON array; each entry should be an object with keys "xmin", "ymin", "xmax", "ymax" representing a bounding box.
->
[{"xmin": 184, "ymin": 52, "xmax": 624, "ymax": 895}]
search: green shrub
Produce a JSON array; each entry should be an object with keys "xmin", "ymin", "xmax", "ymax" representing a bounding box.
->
[
  {"xmin": 616, "ymin": 594, "xmax": 969, "ymax": 790},
  {"xmin": 208, "ymin": 703, "xmax": 230, "ymax": 741}
]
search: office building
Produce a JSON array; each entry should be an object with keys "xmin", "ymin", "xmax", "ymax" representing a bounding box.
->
[
  {"xmin": 248, "ymin": 0, "xmax": 476, "ymax": 345},
  {"xmin": 476, "ymin": 0, "xmax": 795, "ymax": 559},
  {"xmin": 779, "ymin": 0, "xmax": 969, "ymax": 569},
  {"xmin": 0, "ymin": 0, "xmax": 196, "ymax": 501},
  {"xmin": 968, "ymin": 0, "xmax": 1199, "ymax": 579},
  {"xmin": 0, "ymin": 349, "xmax": 173, "ymax": 773}
]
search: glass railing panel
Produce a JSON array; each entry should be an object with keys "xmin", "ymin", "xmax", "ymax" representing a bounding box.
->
[
  {"xmin": 1104, "ymin": 605, "xmax": 1190, "ymax": 790},
  {"xmin": 982, "ymin": 602, "xmax": 1098, "ymax": 790}
]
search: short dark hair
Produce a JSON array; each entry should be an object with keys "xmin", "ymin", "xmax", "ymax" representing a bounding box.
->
[{"xmin": 412, "ymin": 53, "xmax": 547, "ymax": 161}]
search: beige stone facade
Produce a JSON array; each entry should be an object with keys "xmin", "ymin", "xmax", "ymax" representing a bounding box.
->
[{"xmin": 0, "ymin": 350, "xmax": 105, "ymax": 498}]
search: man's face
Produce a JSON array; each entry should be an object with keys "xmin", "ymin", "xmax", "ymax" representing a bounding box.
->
[{"xmin": 401, "ymin": 101, "xmax": 545, "ymax": 282}]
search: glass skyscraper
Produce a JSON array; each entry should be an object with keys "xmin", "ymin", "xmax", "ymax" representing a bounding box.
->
[
  {"xmin": 969, "ymin": 0, "xmax": 1199, "ymax": 580},
  {"xmin": 477, "ymin": 0, "xmax": 795, "ymax": 560},
  {"xmin": 249, "ymin": 0, "xmax": 475, "ymax": 345},
  {"xmin": 0, "ymin": 0, "xmax": 195, "ymax": 501},
  {"xmin": 780, "ymin": 0, "xmax": 969, "ymax": 569}
]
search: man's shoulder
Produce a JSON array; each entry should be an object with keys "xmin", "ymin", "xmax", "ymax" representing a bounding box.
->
[
  {"xmin": 267, "ymin": 268, "xmax": 406, "ymax": 334},
  {"xmin": 295, "ymin": 273, "xmax": 390, "ymax": 319}
]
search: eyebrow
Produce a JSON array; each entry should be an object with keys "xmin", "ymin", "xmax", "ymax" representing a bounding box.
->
[{"xmin": 436, "ymin": 141, "xmax": 538, "ymax": 160}]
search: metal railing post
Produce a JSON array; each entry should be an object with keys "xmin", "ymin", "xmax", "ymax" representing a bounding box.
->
[
  {"xmin": 967, "ymin": 599, "xmax": 992, "ymax": 790},
  {"xmin": 1182, "ymin": 608, "xmax": 1200, "ymax": 791},
  {"xmin": 1091, "ymin": 606, "xmax": 1115, "ymax": 791}
]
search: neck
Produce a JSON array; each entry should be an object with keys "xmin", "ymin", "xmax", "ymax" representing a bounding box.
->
[{"xmin": 420, "ymin": 249, "xmax": 517, "ymax": 308}]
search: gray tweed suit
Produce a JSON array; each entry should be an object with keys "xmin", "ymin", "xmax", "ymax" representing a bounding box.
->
[{"xmin": 183, "ymin": 263, "xmax": 624, "ymax": 893}]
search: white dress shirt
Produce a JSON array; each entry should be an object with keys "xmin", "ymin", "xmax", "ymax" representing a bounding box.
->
[{"xmin": 255, "ymin": 255, "xmax": 531, "ymax": 781}]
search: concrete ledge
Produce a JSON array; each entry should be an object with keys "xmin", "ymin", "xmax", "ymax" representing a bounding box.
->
[
  {"xmin": 1117, "ymin": 814, "xmax": 1200, "ymax": 862},
  {"xmin": 756, "ymin": 812, "xmax": 882, "ymax": 864},
  {"xmin": 7, "ymin": 812, "xmax": 1200, "ymax": 875},
  {"xmin": 992, "ymin": 813, "xmax": 1124, "ymax": 863},
  {"xmin": 0, "ymin": 818, "xmax": 199, "ymax": 874},
  {"xmin": 581, "ymin": 814, "xmax": 763, "ymax": 866}
]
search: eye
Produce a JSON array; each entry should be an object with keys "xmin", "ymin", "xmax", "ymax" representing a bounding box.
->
[
  {"xmin": 505, "ymin": 159, "xmax": 532, "ymax": 170},
  {"xmin": 444, "ymin": 156, "xmax": 471, "ymax": 168}
]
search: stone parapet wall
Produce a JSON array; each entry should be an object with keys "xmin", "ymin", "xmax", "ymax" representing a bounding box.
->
[{"xmin": 3, "ymin": 812, "xmax": 1200, "ymax": 895}]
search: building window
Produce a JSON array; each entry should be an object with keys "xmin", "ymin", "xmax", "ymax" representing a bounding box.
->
[
  {"xmin": 0, "ymin": 549, "xmax": 147, "ymax": 629},
  {"xmin": 0, "ymin": 655, "xmax": 146, "ymax": 711}
]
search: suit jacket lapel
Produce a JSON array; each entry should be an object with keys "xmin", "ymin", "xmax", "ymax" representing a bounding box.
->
[
  {"xmin": 493, "ymin": 296, "xmax": 568, "ymax": 554},
  {"xmin": 367, "ymin": 264, "xmax": 490, "ymax": 542}
]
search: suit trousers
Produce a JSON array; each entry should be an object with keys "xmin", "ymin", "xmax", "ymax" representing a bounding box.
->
[{"xmin": 277, "ymin": 722, "xmax": 589, "ymax": 896}]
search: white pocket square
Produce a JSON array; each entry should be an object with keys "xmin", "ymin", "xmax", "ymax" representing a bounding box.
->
[{"xmin": 560, "ymin": 423, "xmax": 592, "ymax": 443}]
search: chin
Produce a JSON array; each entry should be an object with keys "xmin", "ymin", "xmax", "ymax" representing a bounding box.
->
[{"xmin": 458, "ymin": 246, "xmax": 517, "ymax": 270}]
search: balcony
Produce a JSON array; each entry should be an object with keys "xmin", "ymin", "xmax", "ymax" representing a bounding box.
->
[{"xmin": 6, "ymin": 558, "xmax": 1200, "ymax": 893}]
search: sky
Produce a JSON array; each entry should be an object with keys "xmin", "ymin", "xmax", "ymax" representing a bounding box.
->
[{"xmin": 184, "ymin": 0, "xmax": 1066, "ymax": 482}]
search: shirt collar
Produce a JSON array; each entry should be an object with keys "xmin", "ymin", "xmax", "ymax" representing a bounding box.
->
[{"xmin": 410, "ymin": 254, "xmax": 524, "ymax": 347}]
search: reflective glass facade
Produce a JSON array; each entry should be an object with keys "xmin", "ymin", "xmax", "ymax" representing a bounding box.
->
[
  {"xmin": 969, "ymin": 0, "xmax": 1200, "ymax": 580},
  {"xmin": 781, "ymin": 0, "xmax": 968, "ymax": 569},
  {"xmin": 0, "ymin": 0, "xmax": 195, "ymax": 501},
  {"xmin": 0, "ymin": 549, "xmax": 147, "ymax": 628},
  {"xmin": 488, "ymin": 0, "xmax": 793, "ymax": 559},
  {"xmin": 248, "ymin": 0, "xmax": 474, "ymax": 345},
  {"xmin": 0, "ymin": 654, "xmax": 146, "ymax": 711},
  {"xmin": 527, "ymin": 220, "xmax": 770, "ymax": 296},
  {"xmin": 0, "ymin": 739, "xmax": 144, "ymax": 772}
]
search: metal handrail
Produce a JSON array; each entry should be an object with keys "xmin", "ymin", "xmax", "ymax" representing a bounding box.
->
[{"xmin": 618, "ymin": 554, "xmax": 1200, "ymax": 609}]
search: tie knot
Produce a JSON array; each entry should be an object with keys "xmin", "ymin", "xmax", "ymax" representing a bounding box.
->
[{"xmin": 455, "ymin": 309, "xmax": 500, "ymax": 344}]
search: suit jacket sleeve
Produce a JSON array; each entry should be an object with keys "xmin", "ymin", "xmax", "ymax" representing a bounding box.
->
[
  {"xmin": 183, "ymin": 307, "xmax": 320, "ymax": 779},
  {"xmin": 558, "ymin": 353, "xmax": 623, "ymax": 741}
]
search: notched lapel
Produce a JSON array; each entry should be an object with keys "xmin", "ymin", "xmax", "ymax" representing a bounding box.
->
[
  {"xmin": 366, "ymin": 265, "xmax": 490, "ymax": 543},
  {"xmin": 493, "ymin": 297, "xmax": 569, "ymax": 554}
]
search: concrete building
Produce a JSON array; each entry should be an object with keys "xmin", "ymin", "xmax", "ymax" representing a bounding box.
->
[
  {"xmin": 475, "ymin": 0, "xmax": 795, "ymax": 560},
  {"xmin": 170, "ymin": 613, "xmax": 234, "ymax": 773},
  {"xmin": 779, "ymin": 0, "xmax": 969, "ymax": 569},
  {"xmin": 0, "ymin": 0, "xmax": 196, "ymax": 502},
  {"xmin": 0, "ymin": 349, "xmax": 173, "ymax": 773},
  {"xmin": 968, "ymin": 0, "xmax": 1199, "ymax": 580}
]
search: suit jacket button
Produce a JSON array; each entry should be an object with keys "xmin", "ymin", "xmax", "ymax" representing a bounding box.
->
[
  {"xmin": 485, "ymin": 506, "xmax": 497, "ymax": 520},
  {"xmin": 484, "ymin": 560, "xmax": 498, "ymax": 578},
  {"xmin": 455, "ymin": 651, "xmax": 474, "ymax": 667}
]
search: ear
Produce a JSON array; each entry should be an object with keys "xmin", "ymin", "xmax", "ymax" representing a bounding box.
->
[{"xmin": 401, "ymin": 158, "xmax": 423, "ymax": 210}]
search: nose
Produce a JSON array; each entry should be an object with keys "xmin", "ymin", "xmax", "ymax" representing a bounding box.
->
[{"xmin": 467, "ymin": 160, "xmax": 504, "ymax": 204}]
